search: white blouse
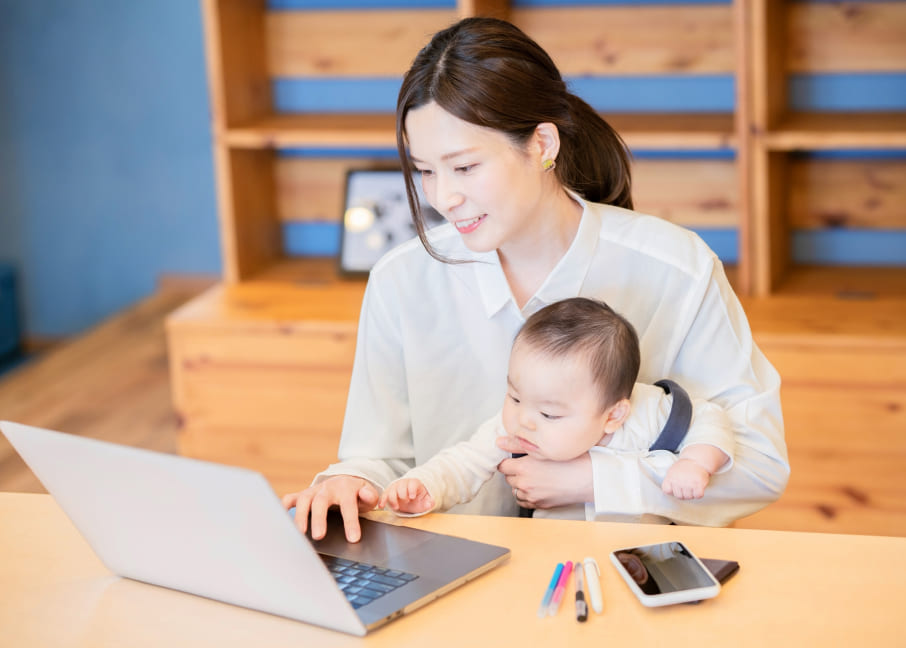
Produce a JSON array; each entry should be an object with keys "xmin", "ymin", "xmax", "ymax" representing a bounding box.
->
[{"xmin": 315, "ymin": 195, "xmax": 789, "ymax": 526}]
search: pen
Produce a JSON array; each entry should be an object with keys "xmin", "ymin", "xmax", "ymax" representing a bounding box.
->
[
  {"xmin": 574, "ymin": 561, "xmax": 588, "ymax": 622},
  {"xmin": 548, "ymin": 560, "xmax": 573, "ymax": 616},
  {"xmin": 537, "ymin": 563, "xmax": 563, "ymax": 618},
  {"xmin": 583, "ymin": 557, "xmax": 603, "ymax": 614}
]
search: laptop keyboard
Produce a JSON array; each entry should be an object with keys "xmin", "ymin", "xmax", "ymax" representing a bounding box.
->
[{"xmin": 320, "ymin": 554, "xmax": 419, "ymax": 609}]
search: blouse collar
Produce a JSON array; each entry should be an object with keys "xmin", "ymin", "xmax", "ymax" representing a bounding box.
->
[{"xmin": 471, "ymin": 192, "xmax": 601, "ymax": 319}]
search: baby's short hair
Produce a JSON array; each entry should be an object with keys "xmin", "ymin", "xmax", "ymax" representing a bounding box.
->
[{"xmin": 515, "ymin": 297, "xmax": 640, "ymax": 410}]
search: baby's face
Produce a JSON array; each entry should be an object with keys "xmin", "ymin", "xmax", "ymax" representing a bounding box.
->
[{"xmin": 502, "ymin": 343, "xmax": 609, "ymax": 461}]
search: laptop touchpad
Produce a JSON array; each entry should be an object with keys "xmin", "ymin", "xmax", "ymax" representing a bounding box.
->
[{"xmin": 310, "ymin": 510, "xmax": 433, "ymax": 565}]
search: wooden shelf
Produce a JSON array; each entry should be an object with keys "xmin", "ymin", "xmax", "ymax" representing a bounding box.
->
[
  {"xmin": 763, "ymin": 112, "xmax": 906, "ymax": 151},
  {"xmin": 223, "ymin": 114, "xmax": 397, "ymax": 150},
  {"xmin": 607, "ymin": 113, "xmax": 736, "ymax": 151},
  {"xmin": 741, "ymin": 292, "xmax": 906, "ymax": 349},
  {"xmin": 168, "ymin": 258, "xmax": 365, "ymax": 330},
  {"xmin": 221, "ymin": 112, "xmax": 736, "ymax": 152},
  {"xmin": 771, "ymin": 266, "xmax": 906, "ymax": 300}
]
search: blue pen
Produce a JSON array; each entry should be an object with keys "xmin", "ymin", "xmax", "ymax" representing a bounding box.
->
[{"xmin": 537, "ymin": 563, "xmax": 563, "ymax": 618}]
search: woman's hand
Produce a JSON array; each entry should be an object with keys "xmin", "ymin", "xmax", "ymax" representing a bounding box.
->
[
  {"xmin": 282, "ymin": 475, "xmax": 380, "ymax": 543},
  {"xmin": 495, "ymin": 437, "xmax": 594, "ymax": 509}
]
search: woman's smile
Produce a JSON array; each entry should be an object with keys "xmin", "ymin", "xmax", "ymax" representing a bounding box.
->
[{"xmin": 453, "ymin": 214, "xmax": 487, "ymax": 234}]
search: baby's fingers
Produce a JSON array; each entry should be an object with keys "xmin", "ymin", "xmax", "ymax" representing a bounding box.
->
[{"xmin": 406, "ymin": 480, "xmax": 422, "ymax": 500}]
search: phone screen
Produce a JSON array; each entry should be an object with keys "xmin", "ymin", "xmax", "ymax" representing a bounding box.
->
[{"xmin": 611, "ymin": 542, "xmax": 719, "ymax": 603}]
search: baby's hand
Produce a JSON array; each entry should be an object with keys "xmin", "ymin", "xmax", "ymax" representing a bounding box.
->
[
  {"xmin": 661, "ymin": 459, "xmax": 711, "ymax": 500},
  {"xmin": 378, "ymin": 478, "xmax": 435, "ymax": 514}
]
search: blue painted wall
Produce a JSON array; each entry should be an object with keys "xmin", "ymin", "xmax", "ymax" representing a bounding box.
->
[{"xmin": 0, "ymin": 0, "xmax": 220, "ymax": 338}]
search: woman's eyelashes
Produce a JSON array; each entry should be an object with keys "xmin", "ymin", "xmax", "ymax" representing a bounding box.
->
[{"xmin": 415, "ymin": 163, "xmax": 478, "ymax": 177}]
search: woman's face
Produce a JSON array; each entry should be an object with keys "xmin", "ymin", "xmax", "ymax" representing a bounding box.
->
[{"xmin": 405, "ymin": 101, "xmax": 548, "ymax": 254}]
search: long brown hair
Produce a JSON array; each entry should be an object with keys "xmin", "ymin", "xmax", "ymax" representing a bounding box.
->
[{"xmin": 396, "ymin": 17, "xmax": 633, "ymax": 262}]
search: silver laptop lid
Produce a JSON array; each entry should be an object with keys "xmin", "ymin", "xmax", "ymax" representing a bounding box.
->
[
  {"xmin": 2, "ymin": 420, "xmax": 511, "ymax": 636},
  {"xmin": 1, "ymin": 420, "xmax": 367, "ymax": 635}
]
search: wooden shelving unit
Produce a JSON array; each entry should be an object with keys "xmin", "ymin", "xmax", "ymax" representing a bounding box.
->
[
  {"xmin": 744, "ymin": 0, "xmax": 906, "ymax": 296},
  {"xmin": 202, "ymin": 0, "xmax": 750, "ymax": 280},
  {"xmin": 167, "ymin": 0, "xmax": 906, "ymax": 490}
]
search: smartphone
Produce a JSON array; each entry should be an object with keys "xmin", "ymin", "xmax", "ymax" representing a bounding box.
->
[{"xmin": 609, "ymin": 541, "xmax": 721, "ymax": 607}]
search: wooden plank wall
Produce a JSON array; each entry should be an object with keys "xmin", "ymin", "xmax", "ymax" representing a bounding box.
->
[
  {"xmin": 788, "ymin": 159, "xmax": 906, "ymax": 231},
  {"xmin": 786, "ymin": 2, "xmax": 906, "ymax": 73}
]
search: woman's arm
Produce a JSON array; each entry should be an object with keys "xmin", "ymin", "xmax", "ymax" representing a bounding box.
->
[
  {"xmin": 285, "ymin": 274, "xmax": 416, "ymax": 540},
  {"xmin": 594, "ymin": 266, "xmax": 788, "ymax": 525},
  {"xmin": 677, "ymin": 397, "xmax": 735, "ymax": 474}
]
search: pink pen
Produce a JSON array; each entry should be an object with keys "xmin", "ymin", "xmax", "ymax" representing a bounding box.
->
[{"xmin": 547, "ymin": 560, "xmax": 573, "ymax": 616}]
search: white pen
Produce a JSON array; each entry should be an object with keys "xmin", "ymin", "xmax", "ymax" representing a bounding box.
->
[{"xmin": 583, "ymin": 556, "xmax": 603, "ymax": 614}]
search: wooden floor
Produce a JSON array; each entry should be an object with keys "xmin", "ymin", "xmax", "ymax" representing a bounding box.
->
[
  {"xmin": 1, "ymin": 283, "xmax": 904, "ymax": 537},
  {"xmin": 0, "ymin": 287, "xmax": 192, "ymax": 492}
]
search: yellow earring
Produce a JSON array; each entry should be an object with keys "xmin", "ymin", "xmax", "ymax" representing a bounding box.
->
[{"xmin": 542, "ymin": 159, "xmax": 556, "ymax": 171}]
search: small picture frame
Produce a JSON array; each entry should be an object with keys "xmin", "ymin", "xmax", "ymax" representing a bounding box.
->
[{"xmin": 338, "ymin": 169, "xmax": 444, "ymax": 275}]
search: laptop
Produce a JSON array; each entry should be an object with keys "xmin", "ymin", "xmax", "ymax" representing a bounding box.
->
[{"xmin": 0, "ymin": 420, "xmax": 510, "ymax": 636}]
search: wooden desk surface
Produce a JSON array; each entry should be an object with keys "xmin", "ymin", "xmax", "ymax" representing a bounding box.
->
[{"xmin": 3, "ymin": 492, "xmax": 904, "ymax": 647}]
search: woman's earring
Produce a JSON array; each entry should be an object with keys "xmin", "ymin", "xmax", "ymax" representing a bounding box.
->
[{"xmin": 542, "ymin": 159, "xmax": 556, "ymax": 171}]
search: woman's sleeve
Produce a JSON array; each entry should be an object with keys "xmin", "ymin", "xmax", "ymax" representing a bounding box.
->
[
  {"xmin": 591, "ymin": 262, "xmax": 790, "ymax": 526},
  {"xmin": 386, "ymin": 414, "xmax": 509, "ymax": 516},
  {"xmin": 311, "ymin": 274, "xmax": 416, "ymax": 491},
  {"xmin": 678, "ymin": 398, "xmax": 735, "ymax": 474}
]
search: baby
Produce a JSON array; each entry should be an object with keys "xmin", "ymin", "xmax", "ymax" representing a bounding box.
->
[{"xmin": 379, "ymin": 297, "xmax": 733, "ymax": 520}]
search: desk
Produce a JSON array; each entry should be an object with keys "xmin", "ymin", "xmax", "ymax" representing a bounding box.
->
[{"xmin": 2, "ymin": 492, "xmax": 904, "ymax": 646}]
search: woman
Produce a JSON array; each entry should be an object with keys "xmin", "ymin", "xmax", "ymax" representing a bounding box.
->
[{"xmin": 283, "ymin": 17, "xmax": 788, "ymax": 542}]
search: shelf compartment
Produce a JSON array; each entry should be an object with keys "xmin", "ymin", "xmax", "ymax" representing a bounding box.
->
[
  {"xmin": 762, "ymin": 112, "xmax": 906, "ymax": 151},
  {"xmin": 222, "ymin": 113, "xmax": 398, "ymax": 149},
  {"xmin": 608, "ymin": 113, "xmax": 736, "ymax": 151},
  {"xmin": 767, "ymin": 266, "xmax": 906, "ymax": 301}
]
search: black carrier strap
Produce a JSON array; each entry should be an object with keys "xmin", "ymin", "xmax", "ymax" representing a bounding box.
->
[
  {"xmin": 649, "ymin": 379, "xmax": 693, "ymax": 453},
  {"xmin": 511, "ymin": 453, "xmax": 535, "ymax": 518}
]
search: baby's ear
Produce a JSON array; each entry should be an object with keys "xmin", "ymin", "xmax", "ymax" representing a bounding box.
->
[{"xmin": 602, "ymin": 398, "xmax": 631, "ymax": 433}]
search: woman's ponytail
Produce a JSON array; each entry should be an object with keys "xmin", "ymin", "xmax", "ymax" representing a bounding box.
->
[{"xmin": 558, "ymin": 94, "xmax": 633, "ymax": 210}]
